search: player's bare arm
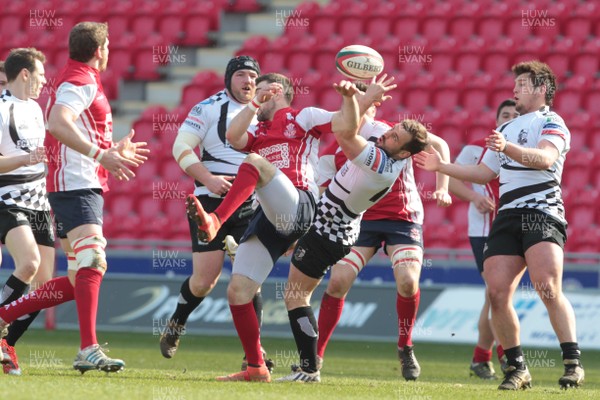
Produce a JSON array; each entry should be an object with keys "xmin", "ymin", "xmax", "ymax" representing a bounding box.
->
[
  {"xmin": 486, "ymin": 130, "xmax": 559, "ymax": 170},
  {"xmin": 448, "ymin": 177, "xmax": 495, "ymax": 214},
  {"xmin": 425, "ymin": 132, "xmax": 452, "ymax": 207},
  {"xmin": 172, "ymin": 129, "xmax": 233, "ymax": 196},
  {"xmin": 0, "ymin": 147, "xmax": 47, "ymax": 173},
  {"xmin": 48, "ymin": 104, "xmax": 143, "ymax": 181},
  {"xmin": 331, "ymin": 80, "xmax": 364, "ymax": 160},
  {"xmin": 226, "ymin": 82, "xmax": 281, "ymax": 149},
  {"xmin": 414, "ymin": 146, "xmax": 497, "ymax": 185}
]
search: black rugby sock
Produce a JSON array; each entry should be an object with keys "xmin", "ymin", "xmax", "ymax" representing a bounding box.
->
[{"xmin": 170, "ymin": 277, "xmax": 204, "ymax": 325}]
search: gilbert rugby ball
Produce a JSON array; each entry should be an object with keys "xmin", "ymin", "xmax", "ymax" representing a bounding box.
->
[{"xmin": 335, "ymin": 45, "xmax": 384, "ymax": 80}]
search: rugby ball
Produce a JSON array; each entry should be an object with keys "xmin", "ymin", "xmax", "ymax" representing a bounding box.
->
[{"xmin": 335, "ymin": 45, "xmax": 384, "ymax": 80}]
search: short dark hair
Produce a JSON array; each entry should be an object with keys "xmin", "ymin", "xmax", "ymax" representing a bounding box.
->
[
  {"xmin": 0, "ymin": 61, "xmax": 5, "ymax": 74},
  {"xmin": 69, "ymin": 22, "xmax": 109, "ymax": 63},
  {"xmin": 496, "ymin": 99, "xmax": 517, "ymax": 120},
  {"xmin": 256, "ymin": 73, "xmax": 294, "ymax": 104},
  {"xmin": 400, "ymin": 119, "xmax": 429, "ymax": 155},
  {"xmin": 4, "ymin": 48, "xmax": 46, "ymax": 82},
  {"xmin": 512, "ymin": 61, "xmax": 557, "ymax": 106}
]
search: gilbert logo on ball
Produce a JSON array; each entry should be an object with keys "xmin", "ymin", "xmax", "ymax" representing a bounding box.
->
[{"xmin": 335, "ymin": 45, "xmax": 384, "ymax": 80}]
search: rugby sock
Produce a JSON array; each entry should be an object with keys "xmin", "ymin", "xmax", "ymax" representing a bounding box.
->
[
  {"xmin": 497, "ymin": 344, "xmax": 505, "ymax": 363},
  {"xmin": 504, "ymin": 346, "xmax": 526, "ymax": 370},
  {"xmin": 473, "ymin": 346, "xmax": 493, "ymax": 363},
  {"xmin": 288, "ymin": 306, "xmax": 319, "ymax": 373},
  {"xmin": 397, "ymin": 289, "xmax": 420, "ymax": 348},
  {"xmin": 253, "ymin": 291, "xmax": 264, "ymax": 328},
  {"xmin": 5, "ymin": 311, "xmax": 41, "ymax": 346},
  {"xmin": 75, "ymin": 268, "xmax": 103, "ymax": 349},
  {"xmin": 170, "ymin": 277, "xmax": 204, "ymax": 325},
  {"xmin": 560, "ymin": 342, "xmax": 581, "ymax": 361},
  {"xmin": 0, "ymin": 277, "xmax": 74, "ymax": 323},
  {"xmin": 230, "ymin": 301, "xmax": 264, "ymax": 367},
  {"xmin": 317, "ymin": 293, "xmax": 345, "ymax": 358},
  {"xmin": 0, "ymin": 274, "xmax": 29, "ymax": 306},
  {"xmin": 214, "ymin": 163, "xmax": 259, "ymax": 222}
]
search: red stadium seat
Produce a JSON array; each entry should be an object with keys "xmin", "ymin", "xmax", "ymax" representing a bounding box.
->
[
  {"xmin": 481, "ymin": 53, "xmax": 511, "ymax": 78},
  {"xmin": 553, "ymin": 90, "xmax": 582, "ymax": 116},
  {"xmin": 544, "ymin": 53, "xmax": 570, "ymax": 79},
  {"xmin": 454, "ymin": 52, "xmax": 480, "ymax": 78},
  {"xmin": 180, "ymin": 15, "xmax": 212, "ymax": 46},
  {"xmin": 131, "ymin": 15, "xmax": 157, "ymax": 40},
  {"xmin": 461, "ymin": 89, "xmax": 489, "ymax": 114},
  {"xmin": 311, "ymin": 15, "xmax": 337, "ymax": 42},
  {"xmin": 365, "ymin": 17, "xmax": 391, "ymax": 43},
  {"xmin": 572, "ymin": 53, "xmax": 599, "ymax": 78},
  {"xmin": 564, "ymin": 17, "xmax": 592, "ymax": 44},
  {"xmin": 392, "ymin": 17, "xmax": 420, "ymax": 44},
  {"xmin": 449, "ymin": 17, "xmax": 475, "ymax": 42},
  {"xmin": 403, "ymin": 88, "xmax": 429, "ymax": 114},
  {"xmin": 432, "ymin": 88, "xmax": 459, "ymax": 114},
  {"xmin": 422, "ymin": 18, "xmax": 447, "ymax": 43},
  {"xmin": 427, "ymin": 53, "xmax": 454, "ymax": 79}
]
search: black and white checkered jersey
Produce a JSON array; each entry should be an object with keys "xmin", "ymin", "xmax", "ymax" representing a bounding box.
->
[
  {"xmin": 179, "ymin": 90, "xmax": 257, "ymax": 197},
  {"xmin": 481, "ymin": 106, "xmax": 570, "ymax": 223},
  {"xmin": 0, "ymin": 90, "xmax": 48, "ymax": 211},
  {"xmin": 314, "ymin": 142, "xmax": 407, "ymax": 245}
]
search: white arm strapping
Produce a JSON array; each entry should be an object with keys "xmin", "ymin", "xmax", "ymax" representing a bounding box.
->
[{"xmin": 172, "ymin": 130, "xmax": 202, "ymax": 170}]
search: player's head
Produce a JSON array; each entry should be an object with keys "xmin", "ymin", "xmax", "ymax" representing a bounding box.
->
[
  {"xmin": 224, "ymin": 55, "xmax": 260, "ymax": 104},
  {"xmin": 496, "ymin": 99, "xmax": 518, "ymax": 126},
  {"xmin": 0, "ymin": 61, "xmax": 7, "ymax": 91},
  {"xmin": 512, "ymin": 60, "xmax": 556, "ymax": 114},
  {"xmin": 255, "ymin": 73, "xmax": 293, "ymax": 121},
  {"xmin": 354, "ymin": 81, "xmax": 377, "ymax": 120},
  {"xmin": 69, "ymin": 22, "xmax": 109, "ymax": 72},
  {"xmin": 377, "ymin": 119, "xmax": 428, "ymax": 160},
  {"xmin": 4, "ymin": 48, "xmax": 47, "ymax": 100}
]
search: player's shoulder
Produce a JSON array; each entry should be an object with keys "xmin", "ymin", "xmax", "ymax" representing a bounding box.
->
[
  {"xmin": 188, "ymin": 90, "xmax": 230, "ymax": 116},
  {"xmin": 539, "ymin": 109, "xmax": 566, "ymax": 126}
]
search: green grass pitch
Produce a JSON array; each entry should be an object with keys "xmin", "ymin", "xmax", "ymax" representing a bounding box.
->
[{"xmin": 4, "ymin": 330, "xmax": 598, "ymax": 399}]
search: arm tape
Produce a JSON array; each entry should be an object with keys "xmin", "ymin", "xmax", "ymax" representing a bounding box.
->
[{"xmin": 173, "ymin": 130, "xmax": 202, "ymax": 170}]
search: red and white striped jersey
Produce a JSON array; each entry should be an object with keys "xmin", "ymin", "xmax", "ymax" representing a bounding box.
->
[
  {"xmin": 455, "ymin": 138, "xmax": 499, "ymax": 237},
  {"xmin": 45, "ymin": 59, "xmax": 112, "ymax": 192},
  {"xmin": 317, "ymin": 119, "xmax": 424, "ymax": 224},
  {"xmin": 243, "ymin": 107, "xmax": 333, "ymax": 198}
]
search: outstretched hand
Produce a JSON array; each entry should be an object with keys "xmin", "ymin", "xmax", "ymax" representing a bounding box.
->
[
  {"xmin": 256, "ymin": 82, "xmax": 283, "ymax": 103},
  {"xmin": 333, "ymin": 80, "xmax": 359, "ymax": 97},
  {"xmin": 363, "ymin": 74, "xmax": 397, "ymax": 107},
  {"xmin": 413, "ymin": 146, "xmax": 443, "ymax": 172},
  {"xmin": 101, "ymin": 129, "xmax": 150, "ymax": 181}
]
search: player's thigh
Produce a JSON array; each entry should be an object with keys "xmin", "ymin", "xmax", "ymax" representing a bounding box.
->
[
  {"xmin": 255, "ymin": 170, "xmax": 301, "ymax": 226},
  {"xmin": 328, "ymin": 246, "xmax": 376, "ymax": 295},
  {"xmin": 5, "ymin": 224, "xmax": 40, "ymax": 270},
  {"xmin": 232, "ymin": 235, "xmax": 275, "ymax": 286},
  {"xmin": 191, "ymin": 250, "xmax": 226, "ymax": 286},
  {"xmin": 524, "ymin": 241, "xmax": 564, "ymax": 293},
  {"xmin": 32, "ymin": 244, "xmax": 56, "ymax": 285},
  {"xmin": 482, "ymin": 255, "xmax": 526, "ymax": 300}
]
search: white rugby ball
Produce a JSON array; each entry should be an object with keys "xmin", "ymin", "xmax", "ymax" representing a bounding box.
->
[{"xmin": 335, "ymin": 45, "xmax": 384, "ymax": 80}]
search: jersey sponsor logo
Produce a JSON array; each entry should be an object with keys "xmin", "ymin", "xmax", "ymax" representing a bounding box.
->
[
  {"xmin": 517, "ymin": 129, "xmax": 528, "ymax": 145},
  {"xmin": 283, "ymin": 123, "xmax": 297, "ymax": 138},
  {"xmin": 258, "ymin": 143, "xmax": 290, "ymax": 169}
]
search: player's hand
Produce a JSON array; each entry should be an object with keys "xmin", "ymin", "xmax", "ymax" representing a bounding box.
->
[
  {"xmin": 433, "ymin": 189, "xmax": 452, "ymax": 207},
  {"xmin": 255, "ymin": 82, "xmax": 282, "ymax": 103},
  {"xmin": 100, "ymin": 148, "xmax": 137, "ymax": 181},
  {"xmin": 363, "ymin": 74, "xmax": 396, "ymax": 107},
  {"xmin": 206, "ymin": 175, "xmax": 234, "ymax": 196},
  {"xmin": 333, "ymin": 80, "xmax": 359, "ymax": 97},
  {"xmin": 473, "ymin": 194, "xmax": 495, "ymax": 214},
  {"xmin": 25, "ymin": 147, "xmax": 48, "ymax": 165},
  {"xmin": 116, "ymin": 129, "xmax": 150, "ymax": 165},
  {"xmin": 413, "ymin": 147, "xmax": 443, "ymax": 172},
  {"xmin": 485, "ymin": 130, "xmax": 507, "ymax": 153}
]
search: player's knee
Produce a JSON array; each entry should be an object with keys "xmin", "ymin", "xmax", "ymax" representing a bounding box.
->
[
  {"xmin": 226, "ymin": 279, "xmax": 253, "ymax": 304},
  {"xmin": 189, "ymin": 275, "xmax": 217, "ymax": 297},
  {"xmin": 243, "ymin": 153, "xmax": 265, "ymax": 167},
  {"xmin": 397, "ymin": 280, "xmax": 419, "ymax": 297},
  {"xmin": 73, "ymin": 235, "xmax": 107, "ymax": 272},
  {"xmin": 327, "ymin": 274, "xmax": 352, "ymax": 298},
  {"xmin": 486, "ymin": 286, "xmax": 511, "ymax": 307},
  {"xmin": 16, "ymin": 258, "xmax": 40, "ymax": 280}
]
